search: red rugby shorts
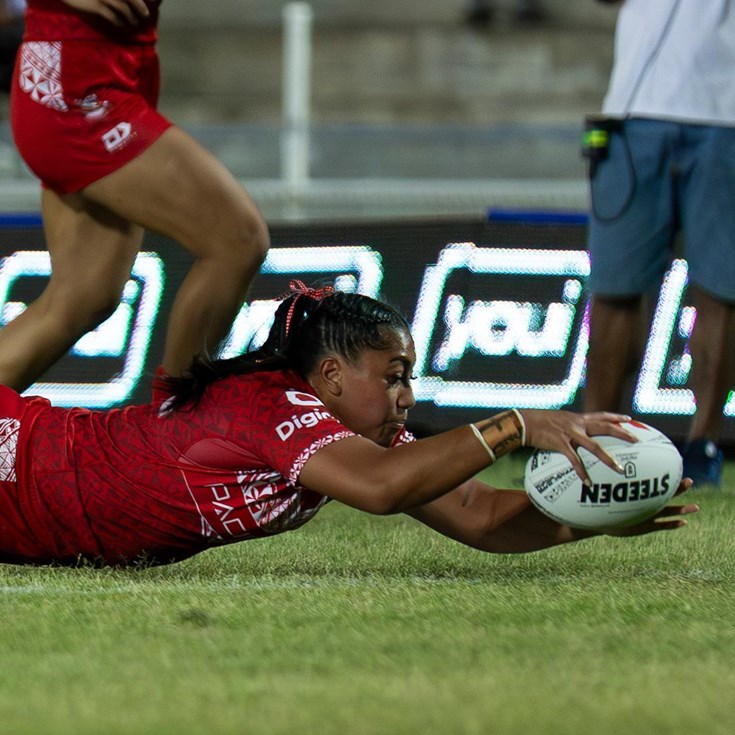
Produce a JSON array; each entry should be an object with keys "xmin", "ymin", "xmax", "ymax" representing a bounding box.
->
[{"xmin": 10, "ymin": 39, "xmax": 173, "ymax": 194}]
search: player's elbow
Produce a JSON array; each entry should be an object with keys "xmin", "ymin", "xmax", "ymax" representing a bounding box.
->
[
  {"xmin": 358, "ymin": 479, "xmax": 417, "ymax": 516},
  {"xmin": 358, "ymin": 492, "xmax": 402, "ymax": 516}
]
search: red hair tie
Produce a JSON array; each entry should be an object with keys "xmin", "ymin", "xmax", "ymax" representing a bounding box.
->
[
  {"xmin": 287, "ymin": 279, "xmax": 335, "ymax": 300},
  {"xmin": 284, "ymin": 280, "xmax": 335, "ymax": 337}
]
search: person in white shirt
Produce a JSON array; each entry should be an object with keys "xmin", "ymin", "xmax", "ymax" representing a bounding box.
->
[{"xmin": 584, "ymin": 0, "xmax": 735, "ymax": 486}]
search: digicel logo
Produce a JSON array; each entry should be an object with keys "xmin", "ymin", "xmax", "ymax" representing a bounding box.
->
[
  {"xmin": 276, "ymin": 409, "xmax": 334, "ymax": 441},
  {"xmin": 284, "ymin": 390, "xmax": 323, "ymax": 407},
  {"xmin": 275, "ymin": 389, "xmax": 333, "ymax": 441}
]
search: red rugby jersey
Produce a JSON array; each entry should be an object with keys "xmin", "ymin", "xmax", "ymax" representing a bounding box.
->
[
  {"xmin": 7, "ymin": 370, "xmax": 414, "ymax": 566},
  {"xmin": 24, "ymin": 0, "xmax": 160, "ymax": 43}
]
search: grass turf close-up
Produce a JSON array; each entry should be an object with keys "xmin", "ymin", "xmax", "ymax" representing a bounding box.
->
[{"xmin": 0, "ymin": 454, "xmax": 734, "ymax": 735}]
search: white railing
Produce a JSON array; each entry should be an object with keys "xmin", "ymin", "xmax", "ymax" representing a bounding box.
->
[{"xmin": 281, "ymin": 2, "xmax": 313, "ymax": 194}]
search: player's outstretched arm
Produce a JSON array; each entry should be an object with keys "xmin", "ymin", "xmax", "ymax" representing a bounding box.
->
[
  {"xmin": 299, "ymin": 429, "xmax": 509, "ymax": 515},
  {"xmin": 406, "ymin": 477, "xmax": 698, "ymax": 554},
  {"xmin": 298, "ymin": 409, "xmax": 634, "ymax": 516},
  {"xmin": 61, "ymin": 0, "xmax": 150, "ymax": 25}
]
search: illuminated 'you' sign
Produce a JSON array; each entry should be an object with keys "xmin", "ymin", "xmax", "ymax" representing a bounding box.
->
[
  {"xmin": 411, "ymin": 243, "xmax": 590, "ymax": 409},
  {"xmin": 0, "ymin": 242, "xmax": 730, "ymax": 417}
]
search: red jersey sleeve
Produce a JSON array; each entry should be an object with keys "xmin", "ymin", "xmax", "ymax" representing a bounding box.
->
[{"xmin": 224, "ymin": 372, "xmax": 355, "ymax": 485}]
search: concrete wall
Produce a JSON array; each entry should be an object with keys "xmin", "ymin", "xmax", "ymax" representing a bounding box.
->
[
  {"xmin": 161, "ymin": 0, "xmax": 618, "ymax": 30},
  {"xmin": 157, "ymin": 0, "xmax": 621, "ymax": 125}
]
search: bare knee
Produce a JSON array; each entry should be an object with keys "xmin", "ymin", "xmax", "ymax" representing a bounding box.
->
[
  {"xmin": 226, "ymin": 209, "xmax": 270, "ymax": 273},
  {"xmin": 245, "ymin": 210, "xmax": 271, "ymax": 264},
  {"xmin": 196, "ymin": 204, "xmax": 270, "ymax": 278}
]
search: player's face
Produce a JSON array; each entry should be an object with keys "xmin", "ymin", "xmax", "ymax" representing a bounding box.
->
[{"xmin": 331, "ymin": 328, "xmax": 416, "ymax": 447}]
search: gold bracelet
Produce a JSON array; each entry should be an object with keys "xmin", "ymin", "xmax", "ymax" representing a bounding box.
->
[
  {"xmin": 510, "ymin": 408, "xmax": 526, "ymax": 446},
  {"xmin": 473, "ymin": 410, "xmax": 524, "ymax": 460},
  {"xmin": 469, "ymin": 423, "xmax": 497, "ymax": 463}
]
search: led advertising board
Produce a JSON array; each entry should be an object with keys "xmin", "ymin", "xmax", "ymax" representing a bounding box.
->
[{"xmin": 0, "ymin": 212, "xmax": 731, "ymax": 443}]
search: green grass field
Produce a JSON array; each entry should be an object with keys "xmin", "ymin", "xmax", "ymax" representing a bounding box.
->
[{"xmin": 1, "ymin": 456, "xmax": 734, "ymax": 735}]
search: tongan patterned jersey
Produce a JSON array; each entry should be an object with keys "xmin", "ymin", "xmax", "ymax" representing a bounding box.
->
[{"xmin": 6, "ymin": 371, "xmax": 413, "ymax": 566}]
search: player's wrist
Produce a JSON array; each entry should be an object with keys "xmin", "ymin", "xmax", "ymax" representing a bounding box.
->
[{"xmin": 471, "ymin": 409, "xmax": 525, "ymax": 462}]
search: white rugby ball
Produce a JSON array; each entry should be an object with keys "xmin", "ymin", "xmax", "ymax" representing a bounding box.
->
[{"xmin": 524, "ymin": 421, "xmax": 682, "ymax": 530}]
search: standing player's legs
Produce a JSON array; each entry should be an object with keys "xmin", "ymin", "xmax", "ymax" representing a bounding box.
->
[
  {"xmin": 686, "ymin": 288, "xmax": 734, "ymax": 442},
  {"xmin": 3, "ymin": 40, "xmax": 267, "ymax": 393},
  {"xmin": 585, "ymin": 119, "xmax": 676, "ymax": 414},
  {"xmin": 677, "ymin": 123, "xmax": 735, "ymax": 484},
  {"xmin": 0, "ymin": 189, "xmax": 144, "ymax": 391},
  {"xmin": 677, "ymin": 287, "xmax": 733, "ymax": 484},
  {"xmin": 80, "ymin": 125, "xmax": 270, "ymax": 378},
  {"xmin": 584, "ymin": 295, "xmax": 645, "ymax": 412}
]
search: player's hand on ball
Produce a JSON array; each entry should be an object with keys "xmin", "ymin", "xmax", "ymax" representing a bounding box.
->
[
  {"xmin": 520, "ymin": 410, "xmax": 636, "ymax": 483},
  {"xmin": 602, "ymin": 478, "xmax": 699, "ymax": 536},
  {"xmin": 525, "ymin": 420, "xmax": 685, "ymax": 531}
]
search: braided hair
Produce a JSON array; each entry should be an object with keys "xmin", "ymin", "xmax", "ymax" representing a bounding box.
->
[{"xmin": 164, "ymin": 282, "xmax": 411, "ymax": 410}]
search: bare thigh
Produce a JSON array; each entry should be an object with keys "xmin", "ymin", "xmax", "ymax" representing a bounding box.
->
[
  {"xmin": 77, "ymin": 125, "xmax": 269, "ymax": 373},
  {"xmin": 41, "ymin": 188, "xmax": 144, "ymax": 319},
  {"xmin": 79, "ymin": 125, "xmax": 269, "ymax": 263}
]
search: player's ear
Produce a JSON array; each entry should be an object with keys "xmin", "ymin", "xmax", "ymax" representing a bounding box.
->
[{"xmin": 318, "ymin": 356, "xmax": 343, "ymax": 397}]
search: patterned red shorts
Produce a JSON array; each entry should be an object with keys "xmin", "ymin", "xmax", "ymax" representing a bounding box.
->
[{"xmin": 10, "ymin": 39, "xmax": 172, "ymax": 194}]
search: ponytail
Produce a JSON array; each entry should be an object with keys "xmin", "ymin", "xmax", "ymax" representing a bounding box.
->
[{"xmin": 163, "ymin": 281, "xmax": 409, "ymax": 411}]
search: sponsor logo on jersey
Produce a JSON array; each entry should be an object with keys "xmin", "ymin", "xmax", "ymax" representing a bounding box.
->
[
  {"xmin": 102, "ymin": 122, "xmax": 132, "ymax": 153},
  {"xmin": 284, "ymin": 390, "xmax": 324, "ymax": 407},
  {"xmin": 276, "ymin": 409, "xmax": 333, "ymax": 441}
]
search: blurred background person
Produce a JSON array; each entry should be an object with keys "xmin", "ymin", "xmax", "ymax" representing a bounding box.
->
[
  {"xmin": 584, "ymin": 0, "xmax": 735, "ymax": 487},
  {"xmin": 0, "ymin": 0, "xmax": 23, "ymax": 94},
  {"xmin": 463, "ymin": 0, "xmax": 546, "ymax": 27}
]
